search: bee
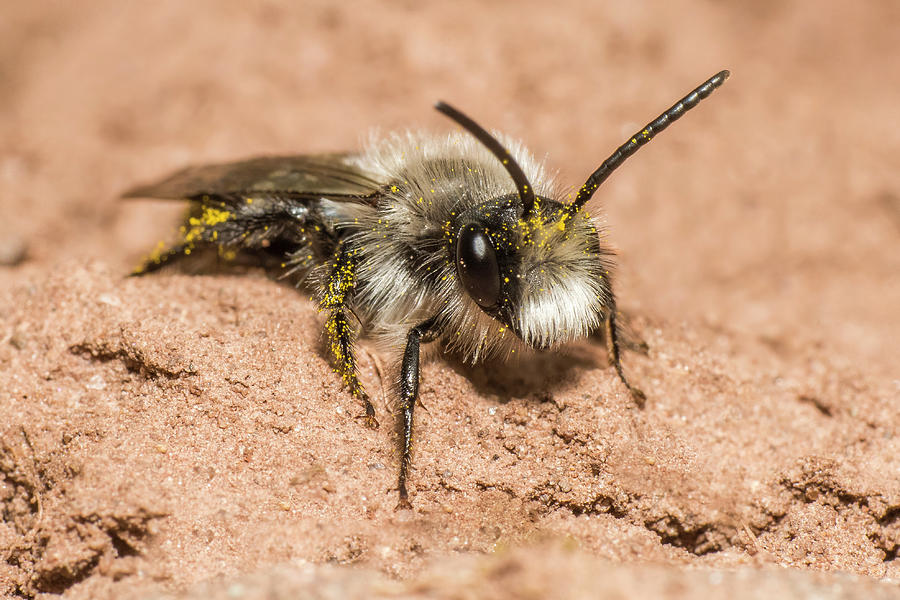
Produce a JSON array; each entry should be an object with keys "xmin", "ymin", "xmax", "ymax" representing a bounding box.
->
[{"xmin": 125, "ymin": 70, "xmax": 729, "ymax": 509}]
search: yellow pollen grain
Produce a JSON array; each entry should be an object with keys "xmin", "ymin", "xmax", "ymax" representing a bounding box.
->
[
  {"xmin": 200, "ymin": 207, "xmax": 231, "ymax": 226},
  {"xmin": 146, "ymin": 240, "xmax": 167, "ymax": 263}
]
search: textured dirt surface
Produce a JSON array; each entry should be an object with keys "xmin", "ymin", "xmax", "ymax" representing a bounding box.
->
[{"xmin": 1, "ymin": 1, "xmax": 899, "ymax": 598}]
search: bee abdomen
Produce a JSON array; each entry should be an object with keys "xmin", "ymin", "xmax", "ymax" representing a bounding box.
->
[{"xmin": 135, "ymin": 192, "xmax": 338, "ymax": 275}]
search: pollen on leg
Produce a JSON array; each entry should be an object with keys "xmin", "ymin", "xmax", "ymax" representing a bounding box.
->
[{"xmin": 321, "ymin": 245, "xmax": 377, "ymax": 428}]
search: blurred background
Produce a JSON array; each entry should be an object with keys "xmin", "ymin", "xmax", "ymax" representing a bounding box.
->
[{"xmin": 1, "ymin": 0, "xmax": 898, "ymax": 377}]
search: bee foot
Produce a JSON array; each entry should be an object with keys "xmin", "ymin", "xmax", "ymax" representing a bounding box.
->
[
  {"xmin": 628, "ymin": 386, "xmax": 646, "ymax": 408},
  {"xmin": 356, "ymin": 412, "xmax": 379, "ymax": 430}
]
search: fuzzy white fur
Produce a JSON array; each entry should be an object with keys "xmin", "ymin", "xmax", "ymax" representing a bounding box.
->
[{"xmin": 324, "ymin": 131, "xmax": 616, "ymax": 362}]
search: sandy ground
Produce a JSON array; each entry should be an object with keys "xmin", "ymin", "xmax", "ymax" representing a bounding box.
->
[{"xmin": 1, "ymin": 1, "xmax": 899, "ymax": 598}]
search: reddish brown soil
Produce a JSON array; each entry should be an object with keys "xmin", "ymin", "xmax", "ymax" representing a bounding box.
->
[{"xmin": 1, "ymin": 1, "xmax": 899, "ymax": 598}]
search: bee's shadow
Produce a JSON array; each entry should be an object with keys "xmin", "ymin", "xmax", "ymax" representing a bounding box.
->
[
  {"xmin": 444, "ymin": 340, "xmax": 604, "ymax": 403},
  {"xmin": 141, "ymin": 259, "xmax": 629, "ymax": 405}
]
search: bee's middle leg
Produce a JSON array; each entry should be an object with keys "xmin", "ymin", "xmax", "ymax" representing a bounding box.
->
[
  {"xmin": 321, "ymin": 243, "xmax": 377, "ymax": 429},
  {"xmin": 324, "ymin": 308, "xmax": 378, "ymax": 428}
]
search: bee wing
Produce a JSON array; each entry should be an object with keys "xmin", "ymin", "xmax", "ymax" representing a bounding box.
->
[{"xmin": 121, "ymin": 153, "xmax": 382, "ymax": 200}]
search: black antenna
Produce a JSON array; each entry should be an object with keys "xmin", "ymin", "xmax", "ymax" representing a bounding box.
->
[
  {"xmin": 435, "ymin": 101, "xmax": 537, "ymax": 219},
  {"xmin": 566, "ymin": 70, "xmax": 730, "ymax": 217}
]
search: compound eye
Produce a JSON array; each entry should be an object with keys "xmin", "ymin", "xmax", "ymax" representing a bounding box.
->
[{"xmin": 456, "ymin": 224, "xmax": 501, "ymax": 309}]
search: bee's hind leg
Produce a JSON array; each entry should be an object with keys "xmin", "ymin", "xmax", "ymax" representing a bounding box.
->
[
  {"xmin": 320, "ymin": 243, "xmax": 378, "ymax": 429},
  {"xmin": 129, "ymin": 242, "xmax": 191, "ymax": 276}
]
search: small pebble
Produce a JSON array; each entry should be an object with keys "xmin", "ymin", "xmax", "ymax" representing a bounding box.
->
[{"xmin": 0, "ymin": 235, "xmax": 27, "ymax": 266}]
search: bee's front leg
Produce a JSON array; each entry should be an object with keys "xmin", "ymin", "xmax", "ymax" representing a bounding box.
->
[
  {"xmin": 604, "ymin": 304, "xmax": 646, "ymax": 408},
  {"xmin": 320, "ymin": 243, "xmax": 378, "ymax": 429},
  {"xmin": 396, "ymin": 316, "xmax": 438, "ymax": 510}
]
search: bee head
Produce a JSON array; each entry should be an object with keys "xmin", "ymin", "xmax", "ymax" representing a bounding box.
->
[
  {"xmin": 450, "ymin": 193, "xmax": 612, "ymax": 350},
  {"xmin": 436, "ymin": 102, "xmax": 616, "ymax": 351}
]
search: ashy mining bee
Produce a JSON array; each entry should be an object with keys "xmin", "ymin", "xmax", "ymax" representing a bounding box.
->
[{"xmin": 125, "ymin": 70, "xmax": 729, "ymax": 508}]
